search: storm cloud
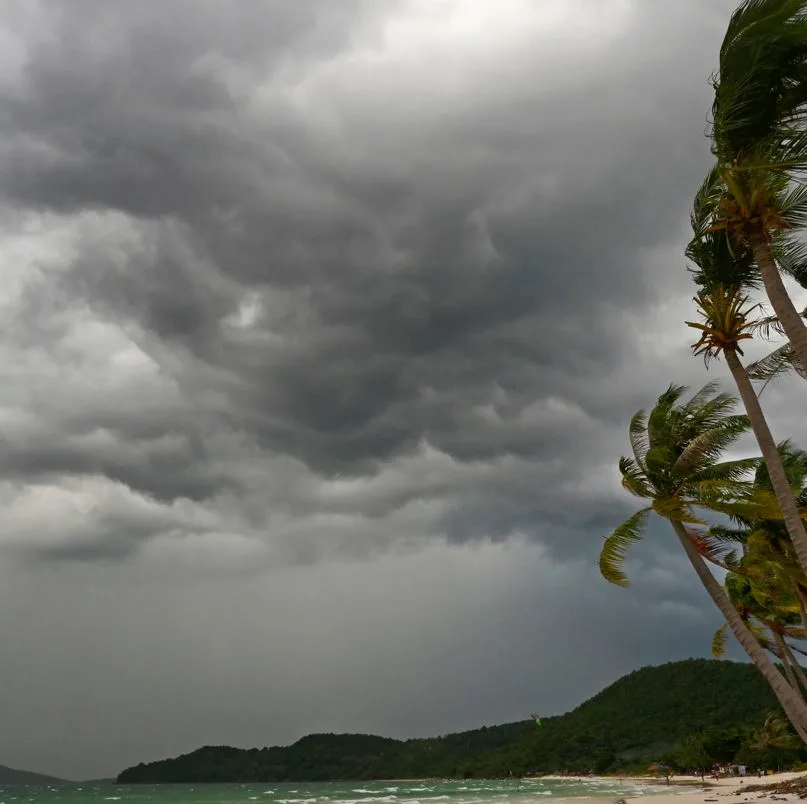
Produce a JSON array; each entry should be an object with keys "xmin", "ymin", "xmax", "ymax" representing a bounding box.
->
[{"xmin": 0, "ymin": 0, "xmax": 804, "ymax": 780}]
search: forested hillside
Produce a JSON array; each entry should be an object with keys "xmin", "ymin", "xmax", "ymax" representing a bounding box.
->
[
  {"xmin": 0, "ymin": 764, "xmax": 67, "ymax": 785},
  {"xmin": 117, "ymin": 659, "xmax": 782, "ymax": 782}
]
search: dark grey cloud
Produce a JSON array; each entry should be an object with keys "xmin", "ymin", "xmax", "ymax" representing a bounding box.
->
[
  {"xmin": 0, "ymin": 0, "xmax": 802, "ymax": 781},
  {"xmin": 0, "ymin": 541, "xmax": 727, "ymax": 779}
]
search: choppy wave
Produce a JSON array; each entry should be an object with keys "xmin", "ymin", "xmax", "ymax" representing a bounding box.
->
[{"xmin": 0, "ymin": 776, "xmax": 685, "ymax": 804}]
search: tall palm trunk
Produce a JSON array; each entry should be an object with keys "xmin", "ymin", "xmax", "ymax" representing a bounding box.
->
[
  {"xmin": 797, "ymin": 588, "xmax": 807, "ymax": 637},
  {"xmin": 724, "ymin": 347, "xmax": 807, "ymax": 575},
  {"xmin": 773, "ymin": 630, "xmax": 802, "ymax": 697},
  {"xmin": 749, "ymin": 233, "xmax": 807, "ymax": 372},
  {"xmin": 782, "ymin": 639, "xmax": 807, "ymax": 698},
  {"xmin": 672, "ymin": 521, "xmax": 807, "ymax": 741}
]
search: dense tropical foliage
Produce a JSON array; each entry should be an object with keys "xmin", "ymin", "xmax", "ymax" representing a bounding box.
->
[{"xmin": 117, "ymin": 660, "xmax": 793, "ymax": 782}]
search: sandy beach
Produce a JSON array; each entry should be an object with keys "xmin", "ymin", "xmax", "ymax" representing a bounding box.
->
[{"xmin": 620, "ymin": 771, "xmax": 807, "ymax": 804}]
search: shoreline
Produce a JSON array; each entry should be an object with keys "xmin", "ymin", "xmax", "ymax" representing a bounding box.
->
[{"xmin": 618, "ymin": 771, "xmax": 807, "ymax": 804}]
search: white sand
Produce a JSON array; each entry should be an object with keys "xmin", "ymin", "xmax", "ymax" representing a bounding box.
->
[{"xmin": 622, "ymin": 771, "xmax": 807, "ymax": 804}]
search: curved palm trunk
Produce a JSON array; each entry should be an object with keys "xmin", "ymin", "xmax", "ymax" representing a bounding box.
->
[
  {"xmin": 672, "ymin": 520, "xmax": 807, "ymax": 741},
  {"xmin": 724, "ymin": 348, "xmax": 807, "ymax": 575},
  {"xmin": 799, "ymin": 592, "xmax": 807, "ymax": 636},
  {"xmin": 749, "ymin": 233, "xmax": 807, "ymax": 372},
  {"xmin": 773, "ymin": 630, "xmax": 801, "ymax": 694},
  {"xmin": 782, "ymin": 639, "xmax": 807, "ymax": 698}
]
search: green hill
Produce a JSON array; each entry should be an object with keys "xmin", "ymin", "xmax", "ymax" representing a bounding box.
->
[
  {"xmin": 0, "ymin": 764, "xmax": 68, "ymax": 785},
  {"xmin": 117, "ymin": 658, "xmax": 782, "ymax": 783}
]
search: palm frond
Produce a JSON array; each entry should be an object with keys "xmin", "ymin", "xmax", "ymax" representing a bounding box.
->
[
  {"xmin": 746, "ymin": 343, "xmax": 807, "ymax": 391},
  {"xmin": 687, "ymin": 228, "xmax": 757, "ymax": 290},
  {"xmin": 691, "ymin": 165, "xmax": 725, "ymax": 237},
  {"xmin": 748, "ymin": 312, "xmax": 783, "ymax": 339},
  {"xmin": 754, "ymin": 439, "xmax": 807, "ymax": 493},
  {"xmin": 774, "ymin": 232, "xmax": 807, "ymax": 287},
  {"xmin": 619, "ymin": 456, "xmax": 654, "ymax": 498},
  {"xmin": 713, "ymin": 0, "xmax": 807, "ymax": 160},
  {"xmin": 647, "ymin": 385, "xmax": 687, "ymax": 448},
  {"xmin": 712, "ymin": 624, "xmax": 729, "ymax": 657},
  {"xmin": 628, "ymin": 410, "xmax": 650, "ymax": 472},
  {"xmin": 779, "ymin": 177, "xmax": 807, "ymax": 228},
  {"xmin": 702, "ymin": 488, "xmax": 783, "ymax": 522},
  {"xmin": 652, "ymin": 496, "xmax": 705, "ymax": 524},
  {"xmin": 673, "ymin": 425, "xmax": 754, "ymax": 479},
  {"xmin": 707, "ymin": 524, "xmax": 751, "ymax": 544},
  {"xmin": 686, "ymin": 393, "xmax": 744, "ymax": 432},
  {"xmin": 689, "ymin": 527, "xmax": 745, "ymax": 569},
  {"xmin": 680, "ymin": 380, "xmax": 723, "ymax": 415},
  {"xmin": 600, "ymin": 508, "xmax": 650, "ymax": 588}
]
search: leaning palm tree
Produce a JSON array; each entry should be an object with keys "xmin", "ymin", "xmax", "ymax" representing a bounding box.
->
[
  {"xmin": 718, "ymin": 568, "xmax": 807, "ymax": 711},
  {"xmin": 687, "ymin": 179, "xmax": 807, "ymax": 576},
  {"xmin": 686, "ymin": 279, "xmax": 807, "ymax": 574},
  {"xmin": 747, "ymin": 713, "xmax": 803, "ymax": 754},
  {"xmin": 744, "ymin": 300, "xmax": 807, "ymax": 388},
  {"xmin": 701, "ymin": 442, "xmax": 807, "ymax": 629},
  {"xmin": 708, "ymin": 0, "xmax": 807, "ymax": 368},
  {"xmin": 601, "ymin": 383, "xmax": 807, "ymax": 736}
]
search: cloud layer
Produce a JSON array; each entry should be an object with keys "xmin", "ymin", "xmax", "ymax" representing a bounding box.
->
[{"xmin": 0, "ymin": 0, "xmax": 805, "ymax": 779}]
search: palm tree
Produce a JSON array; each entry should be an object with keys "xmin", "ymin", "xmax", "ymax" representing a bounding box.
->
[
  {"xmin": 687, "ymin": 177, "xmax": 807, "ymax": 576},
  {"xmin": 716, "ymin": 569, "xmax": 807, "ymax": 710},
  {"xmin": 686, "ymin": 279, "xmax": 807, "ymax": 574},
  {"xmin": 600, "ymin": 383, "xmax": 807, "ymax": 736},
  {"xmin": 701, "ymin": 442, "xmax": 807, "ymax": 630},
  {"xmin": 746, "ymin": 713, "xmax": 802, "ymax": 761},
  {"xmin": 708, "ymin": 0, "xmax": 807, "ymax": 368}
]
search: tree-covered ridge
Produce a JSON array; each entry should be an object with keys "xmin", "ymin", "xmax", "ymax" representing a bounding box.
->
[
  {"xmin": 0, "ymin": 764, "xmax": 68, "ymax": 785},
  {"xmin": 117, "ymin": 658, "xmax": 781, "ymax": 783}
]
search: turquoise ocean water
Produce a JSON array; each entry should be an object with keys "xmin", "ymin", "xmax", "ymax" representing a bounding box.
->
[{"xmin": 0, "ymin": 778, "xmax": 690, "ymax": 804}]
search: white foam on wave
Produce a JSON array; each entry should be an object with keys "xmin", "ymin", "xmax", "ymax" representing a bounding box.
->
[{"xmin": 337, "ymin": 797, "xmax": 399, "ymax": 804}]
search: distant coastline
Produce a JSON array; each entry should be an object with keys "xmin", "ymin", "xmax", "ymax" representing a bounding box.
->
[{"xmin": 115, "ymin": 659, "xmax": 779, "ymax": 784}]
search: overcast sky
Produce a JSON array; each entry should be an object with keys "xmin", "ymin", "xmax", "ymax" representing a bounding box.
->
[{"xmin": 1, "ymin": 0, "xmax": 806, "ymax": 782}]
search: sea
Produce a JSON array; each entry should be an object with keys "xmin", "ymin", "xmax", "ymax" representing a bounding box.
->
[{"xmin": 0, "ymin": 778, "xmax": 693, "ymax": 804}]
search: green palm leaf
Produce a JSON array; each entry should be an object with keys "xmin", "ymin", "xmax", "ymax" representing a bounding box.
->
[
  {"xmin": 712, "ymin": 0, "xmax": 807, "ymax": 160},
  {"xmin": 747, "ymin": 342, "xmax": 807, "ymax": 389},
  {"xmin": 674, "ymin": 424, "xmax": 753, "ymax": 479},
  {"xmin": 619, "ymin": 456, "xmax": 653, "ymax": 498},
  {"xmin": 712, "ymin": 624, "xmax": 729, "ymax": 657},
  {"xmin": 600, "ymin": 508, "xmax": 650, "ymax": 588},
  {"xmin": 628, "ymin": 410, "xmax": 650, "ymax": 472}
]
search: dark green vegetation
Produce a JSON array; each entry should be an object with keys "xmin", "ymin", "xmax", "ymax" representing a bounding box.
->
[
  {"xmin": 0, "ymin": 764, "xmax": 67, "ymax": 785},
  {"xmin": 118, "ymin": 659, "xmax": 797, "ymax": 783}
]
